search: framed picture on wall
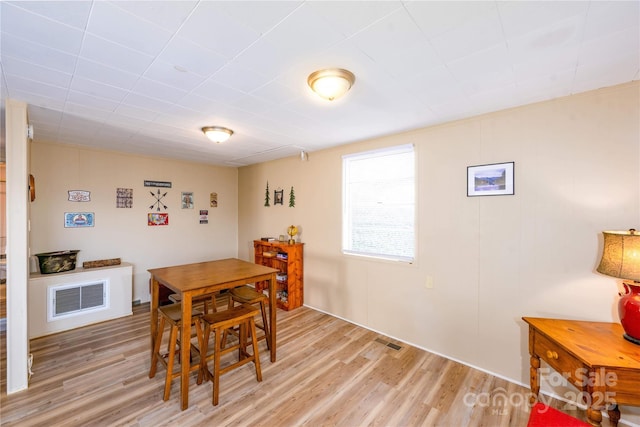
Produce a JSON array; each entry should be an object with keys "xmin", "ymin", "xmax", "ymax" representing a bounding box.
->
[
  {"xmin": 181, "ymin": 192, "xmax": 194, "ymax": 209},
  {"xmin": 274, "ymin": 189, "xmax": 284, "ymax": 205},
  {"xmin": 467, "ymin": 162, "xmax": 514, "ymax": 197},
  {"xmin": 64, "ymin": 212, "xmax": 94, "ymax": 228}
]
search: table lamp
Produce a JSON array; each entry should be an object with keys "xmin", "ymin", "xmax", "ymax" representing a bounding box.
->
[{"xmin": 596, "ymin": 229, "xmax": 640, "ymax": 345}]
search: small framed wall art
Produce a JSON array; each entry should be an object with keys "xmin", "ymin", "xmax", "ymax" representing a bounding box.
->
[
  {"xmin": 65, "ymin": 212, "xmax": 94, "ymax": 228},
  {"xmin": 467, "ymin": 162, "xmax": 514, "ymax": 197},
  {"xmin": 274, "ymin": 189, "xmax": 284, "ymax": 205},
  {"xmin": 148, "ymin": 213, "xmax": 169, "ymax": 226},
  {"xmin": 181, "ymin": 192, "xmax": 194, "ymax": 209},
  {"xmin": 199, "ymin": 210, "xmax": 208, "ymax": 224},
  {"xmin": 68, "ymin": 190, "xmax": 91, "ymax": 202},
  {"xmin": 116, "ymin": 188, "xmax": 133, "ymax": 208}
]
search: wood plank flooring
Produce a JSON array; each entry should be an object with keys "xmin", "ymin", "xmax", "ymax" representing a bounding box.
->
[{"xmin": 0, "ymin": 301, "xmax": 588, "ymax": 426}]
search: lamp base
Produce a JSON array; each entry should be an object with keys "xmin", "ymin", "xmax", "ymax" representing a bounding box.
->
[{"xmin": 623, "ymin": 333, "xmax": 640, "ymax": 345}]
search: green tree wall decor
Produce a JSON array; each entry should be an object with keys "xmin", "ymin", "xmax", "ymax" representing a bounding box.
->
[
  {"xmin": 264, "ymin": 181, "xmax": 270, "ymax": 207},
  {"xmin": 289, "ymin": 186, "xmax": 295, "ymax": 207}
]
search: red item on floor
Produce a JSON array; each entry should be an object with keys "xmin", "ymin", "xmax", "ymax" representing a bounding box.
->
[{"xmin": 527, "ymin": 402, "xmax": 590, "ymax": 427}]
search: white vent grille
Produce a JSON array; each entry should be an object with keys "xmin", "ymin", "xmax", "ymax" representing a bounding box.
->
[{"xmin": 49, "ymin": 280, "xmax": 109, "ymax": 320}]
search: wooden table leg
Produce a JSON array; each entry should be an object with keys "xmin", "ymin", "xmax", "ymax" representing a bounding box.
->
[
  {"xmin": 529, "ymin": 355, "xmax": 540, "ymax": 404},
  {"xmin": 150, "ymin": 277, "xmax": 159, "ymax": 358},
  {"xmin": 269, "ymin": 272, "xmax": 276, "ymax": 363},
  {"xmin": 586, "ymin": 406, "xmax": 603, "ymax": 426},
  {"xmin": 180, "ymin": 292, "xmax": 192, "ymax": 410},
  {"xmin": 607, "ymin": 404, "xmax": 620, "ymax": 427}
]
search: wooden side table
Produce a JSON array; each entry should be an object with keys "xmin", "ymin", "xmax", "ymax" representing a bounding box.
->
[{"xmin": 523, "ymin": 317, "xmax": 640, "ymax": 426}]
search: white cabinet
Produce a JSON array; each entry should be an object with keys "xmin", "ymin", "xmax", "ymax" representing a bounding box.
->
[{"xmin": 28, "ymin": 263, "xmax": 132, "ymax": 338}]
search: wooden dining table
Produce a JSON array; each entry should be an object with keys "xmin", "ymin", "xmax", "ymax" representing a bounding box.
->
[{"xmin": 148, "ymin": 258, "xmax": 279, "ymax": 410}]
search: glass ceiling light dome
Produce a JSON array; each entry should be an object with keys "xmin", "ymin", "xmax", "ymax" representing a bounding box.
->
[
  {"xmin": 202, "ymin": 126, "xmax": 233, "ymax": 143},
  {"xmin": 307, "ymin": 68, "xmax": 355, "ymax": 101}
]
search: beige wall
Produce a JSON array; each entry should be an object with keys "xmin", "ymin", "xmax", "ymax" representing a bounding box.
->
[
  {"xmin": 238, "ymin": 82, "xmax": 640, "ymax": 421},
  {"xmin": 30, "ymin": 144, "xmax": 239, "ymax": 302}
]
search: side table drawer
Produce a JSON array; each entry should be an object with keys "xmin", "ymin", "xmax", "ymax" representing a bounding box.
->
[
  {"xmin": 614, "ymin": 370, "xmax": 640, "ymax": 406},
  {"xmin": 533, "ymin": 332, "xmax": 584, "ymax": 388}
]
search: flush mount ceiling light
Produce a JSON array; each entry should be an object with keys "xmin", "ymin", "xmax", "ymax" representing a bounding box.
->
[
  {"xmin": 307, "ymin": 68, "xmax": 355, "ymax": 101},
  {"xmin": 201, "ymin": 126, "xmax": 233, "ymax": 143}
]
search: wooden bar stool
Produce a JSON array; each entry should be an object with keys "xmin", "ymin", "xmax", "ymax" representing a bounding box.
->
[
  {"xmin": 196, "ymin": 303, "xmax": 262, "ymax": 406},
  {"xmin": 169, "ymin": 292, "xmax": 219, "ymax": 314},
  {"xmin": 149, "ymin": 303, "xmax": 203, "ymax": 401},
  {"xmin": 225, "ymin": 285, "xmax": 270, "ymax": 350}
]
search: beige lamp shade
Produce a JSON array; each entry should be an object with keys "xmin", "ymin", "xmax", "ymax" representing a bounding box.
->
[
  {"xmin": 202, "ymin": 126, "xmax": 233, "ymax": 143},
  {"xmin": 597, "ymin": 229, "xmax": 640, "ymax": 281},
  {"xmin": 307, "ymin": 68, "xmax": 355, "ymax": 101}
]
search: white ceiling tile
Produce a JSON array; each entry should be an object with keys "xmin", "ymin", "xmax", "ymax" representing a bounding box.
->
[
  {"xmin": 70, "ymin": 76, "xmax": 130, "ymax": 103},
  {"xmin": 132, "ymin": 78, "xmax": 188, "ymax": 104},
  {"xmin": 400, "ymin": 65, "xmax": 462, "ymax": 105},
  {"xmin": 1, "ymin": 33, "xmax": 77, "ymax": 74},
  {"xmin": 428, "ymin": 95, "xmax": 476, "ymax": 123},
  {"xmin": 110, "ymin": 1, "xmax": 198, "ymax": 32},
  {"xmin": 8, "ymin": 88, "xmax": 65, "ymax": 111},
  {"xmin": 307, "ymin": 1, "xmax": 402, "ymax": 37},
  {"xmin": 574, "ymin": 53, "xmax": 640, "ymax": 94},
  {"xmin": 232, "ymin": 38, "xmax": 308, "ymax": 81},
  {"xmin": 177, "ymin": 1, "xmax": 262, "ymax": 59},
  {"xmin": 7, "ymin": 88, "xmax": 66, "ymax": 112},
  {"xmin": 66, "ymin": 90, "xmax": 120, "ymax": 112},
  {"xmin": 251, "ymin": 81, "xmax": 301, "ymax": 106},
  {"xmin": 211, "ymin": 63, "xmax": 272, "ymax": 94},
  {"xmin": 176, "ymin": 92, "xmax": 234, "ymax": 115},
  {"xmin": 512, "ymin": 49, "xmax": 577, "ymax": 84},
  {"xmin": 1, "ymin": 2, "xmax": 85, "ymax": 54},
  {"xmin": 1, "ymin": 1, "xmax": 637, "ymax": 167},
  {"xmin": 230, "ymin": 94, "xmax": 274, "ymax": 115},
  {"xmin": 430, "ymin": 6, "xmax": 504, "ymax": 62},
  {"xmin": 103, "ymin": 112, "xmax": 153, "ymax": 131},
  {"xmin": 153, "ymin": 112, "xmax": 207, "ymax": 131},
  {"xmin": 216, "ymin": 1, "xmax": 302, "ymax": 35},
  {"xmin": 349, "ymin": 8, "xmax": 431, "ymax": 65},
  {"xmin": 75, "ymin": 59, "xmax": 140, "ymax": 90},
  {"xmin": 64, "ymin": 102, "xmax": 113, "ymax": 121},
  {"xmin": 447, "ymin": 44, "xmax": 513, "ymax": 91},
  {"xmin": 156, "ymin": 36, "xmax": 226, "ymax": 77},
  {"xmin": 142, "ymin": 121, "xmax": 197, "ymax": 142},
  {"xmin": 121, "ymin": 92, "xmax": 179, "ymax": 115},
  {"xmin": 514, "ymin": 68, "xmax": 575, "ymax": 102},
  {"xmin": 467, "ymin": 84, "xmax": 518, "ymax": 114},
  {"xmin": 578, "ymin": 27, "xmax": 640, "ymax": 69},
  {"xmin": 142, "ymin": 60, "xmax": 206, "ymax": 92},
  {"xmin": 375, "ymin": 42, "xmax": 443, "ymax": 79},
  {"xmin": 407, "ymin": 1, "xmax": 497, "ymax": 39},
  {"xmin": 497, "ymin": 1, "xmax": 588, "ymax": 39},
  {"xmin": 87, "ymin": 1, "xmax": 174, "ymax": 56},
  {"xmin": 583, "ymin": 1, "xmax": 640, "ymax": 42},
  {"xmin": 506, "ymin": 15, "xmax": 584, "ymax": 66},
  {"xmin": 4, "ymin": 74, "xmax": 68, "ymax": 100},
  {"xmin": 80, "ymin": 34, "xmax": 155, "ymax": 75},
  {"xmin": 261, "ymin": 3, "xmax": 347, "ymax": 57},
  {"xmin": 28, "ymin": 105, "xmax": 63, "ymax": 126},
  {"xmin": 112, "ymin": 104, "xmax": 158, "ymax": 122},
  {"xmin": 6, "ymin": 0, "xmax": 92, "ymax": 29},
  {"xmin": 2, "ymin": 56, "xmax": 72, "ymax": 89}
]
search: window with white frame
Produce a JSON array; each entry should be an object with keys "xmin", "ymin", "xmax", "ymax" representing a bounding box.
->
[{"xmin": 342, "ymin": 144, "xmax": 415, "ymax": 262}]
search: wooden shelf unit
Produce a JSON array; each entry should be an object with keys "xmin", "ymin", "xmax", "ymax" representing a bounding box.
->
[{"xmin": 253, "ymin": 240, "xmax": 304, "ymax": 311}]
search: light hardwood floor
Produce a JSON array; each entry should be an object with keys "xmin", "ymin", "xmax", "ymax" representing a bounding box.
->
[{"xmin": 0, "ymin": 301, "xmax": 588, "ymax": 426}]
